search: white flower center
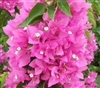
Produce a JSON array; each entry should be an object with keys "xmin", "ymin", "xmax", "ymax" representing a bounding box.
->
[
  {"xmin": 10, "ymin": 36, "xmax": 13, "ymax": 41},
  {"xmin": 24, "ymin": 27, "xmax": 27, "ymax": 30},
  {"xmin": 93, "ymin": 40, "xmax": 96, "ymax": 42},
  {"xmin": 40, "ymin": 51, "xmax": 44, "ymax": 54},
  {"xmin": 44, "ymin": 27, "xmax": 49, "ymax": 31},
  {"xmin": 14, "ymin": 75, "xmax": 18, "ymax": 79},
  {"xmin": 47, "ymin": 1, "xmax": 53, "ymax": 5},
  {"xmin": 72, "ymin": 54, "xmax": 78, "ymax": 60},
  {"xmin": 35, "ymin": 33, "xmax": 40, "ymax": 37},
  {"xmin": 15, "ymin": 51, "xmax": 18, "ymax": 55},
  {"xmin": 68, "ymin": 31, "xmax": 72, "ymax": 34},
  {"xmin": 7, "ymin": 3, "xmax": 10, "ymax": 6},
  {"xmin": 17, "ymin": 47, "xmax": 21, "ymax": 51},
  {"xmin": 29, "ymin": 73, "xmax": 34, "ymax": 78}
]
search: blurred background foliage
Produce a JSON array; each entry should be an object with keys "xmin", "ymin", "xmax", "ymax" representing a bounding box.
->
[
  {"xmin": 0, "ymin": 8, "xmax": 14, "ymax": 88},
  {"xmin": 87, "ymin": 0, "xmax": 100, "ymax": 87},
  {"xmin": 0, "ymin": 9, "xmax": 12, "ymax": 52},
  {"xmin": 0, "ymin": 0, "xmax": 100, "ymax": 88}
]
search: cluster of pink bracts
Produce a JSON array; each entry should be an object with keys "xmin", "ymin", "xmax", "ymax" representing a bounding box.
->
[
  {"xmin": 1, "ymin": 0, "xmax": 98, "ymax": 88},
  {"xmin": 0, "ymin": 45, "xmax": 6, "ymax": 63},
  {"xmin": 0, "ymin": 0, "xmax": 22, "ymax": 15}
]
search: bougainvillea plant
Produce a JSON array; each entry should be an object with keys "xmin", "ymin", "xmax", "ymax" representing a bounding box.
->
[{"xmin": 0, "ymin": 0, "xmax": 99, "ymax": 88}]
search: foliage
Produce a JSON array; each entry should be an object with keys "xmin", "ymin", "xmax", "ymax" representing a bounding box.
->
[
  {"xmin": 87, "ymin": 0, "xmax": 100, "ymax": 87},
  {"xmin": 0, "ymin": 9, "xmax": 12, "ymax": 51},
  {"xmin": 0, "ymin": 72, "xmax": 8, "ymax": 88},
  {"xmin": 18, "ymin": 0, "xmax": 72, "ymax": 27},
  {"xmin": 0, "ymin": 9, "xmax": 12, "ymax": 88}
]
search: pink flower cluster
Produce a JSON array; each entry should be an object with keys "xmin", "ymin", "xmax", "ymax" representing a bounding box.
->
[
  {"xmin": 3, "ymin": 0, "xmax": 98, "ymax": 88},
  {"xmin": 0, "ymin": 0, "xmax": 22, "ymax": 15},
  {"xmin": 84, "ymin": 71, "xmax": 97, "ymax": 88},
  {"xmin": 0, "ymin": 44, "xmax": 6, "ymax": 63}
]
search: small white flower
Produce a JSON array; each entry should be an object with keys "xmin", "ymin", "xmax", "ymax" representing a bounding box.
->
[
  {"xmin": 88, "ymin": 76, "xmax": 90, "ymax": 78},
  {"xmin": 10, "ymin": 36, "xmax": 13, "ymax": 41},
  {"xmin": 72, "ymin": 54, "xmax": 76, "ymax": 58},
  {"xmin": 35, "ymin": 33, "xmax": 40, "ymax": 37},
  {"xmin": 40, "ymin": 50, "xmax": 44, "ymax": 55},
  {"xmin": 93, "ymin": 40, "xmax": 96, "ymax": 42},
  {"xmin": 29, "ymin": 73, "xmax": 34, "ymax": 78},
  {"xmin": 47, "ymin": 1, "xmax": 53, "ymax": 5},
  {"xmin": 14, "ymin": 75, "xmax": 18, "ymax": 79},
  {"xmin": 72, "ymin": 54, "xmax": 78, "ymax": 60},
  {"xmin": 68, "ymin": 31, "xmax": 72, "ymax": 34},
  {"xmin": 7, "ymin": 3, "xmax": 10, "ymax": 6},
  {"xmin": 44, "ymin": 27, "xmax": 49, "ymax": 31},
  {"xmin": 15, "ymin": 51, "xmax": 18, "ymax": 55},
  {"xmin": 23, "ymin": 27, "xmax": 27, "ymax": 31},
  {"xmin": 17, "ymin": 47, "xmax": 21, "ymax": 51}
]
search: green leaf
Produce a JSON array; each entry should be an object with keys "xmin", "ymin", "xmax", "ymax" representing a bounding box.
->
[
  {"xmin": 88, "ymin": 17, "xmax": 96, "ymax": 28},
  {"xmin": 88, "ymin": 64, "xmax": 100, "ymax": 72},
  {"xmin": 88, "ymin": 10, "xmax": 94, "ymax": 18},
  {"xmin": 57, "ymin": 0, "xmax": 72, "ymax": 17},
  {"xmin": 51, "ymin": 84, "xmax": 62, "ymax": 88},
  {"xmin": 46, "ymin": 5, "xmax": 56, "ymax": 20},
  {"xmin": 37, "ymin": 81, "xmax": 45, "ymax": 88},
  {"xmin": 88, "ymin": 9, "xmax": 96, "ymax": 28},
  {"xmin": 0, "ymin": 77, "xmax": 5, "ymax": 88},
  {"xmin": 95, "ymin": 75, "xmax": 100, "ymax": 88},
  {"xmin": 17, "ymin": 3, "xmax": 45, "ymax": 27},
  {"xmin": 83, "ymin": 69, "xmax": 89, "ymax": 77},
  {"xmin": 0, "ymin": 72, "xmax": 8, "ymax": 88},
  {"xmin": 88, "ymin": 7, "xmax": 93, "ymax": 12},
  {"xmin": 92, "ymin": 66, "xmax": 100, "ymax": 72},
  {"xmin": 87, "ymin": 0, "xmax": 95, "ymax": 3},
  {"xmin": 16, "ymin": 82, "xmax": 23, "ymax": 88},
  {"xmin": 0, "ymin": 9, "xmax": 12, "ymax": 28},
  {"xmin": 0, "ymin": 9, "xmax": 12, "ymax": 51},
  {"xmin": 85, "ymin": 30, "xmax": 91, "ymax": 40},
  {"xmin": 92, "ymin": 2, "xmax": 100, "ymax": 15},
  {"xmin": 29, "ymin": 15, "xmax": 43, "ymax": 25},
  {"xmin": 14, "ymin": 6, "xmax": 20, "ymax": 14}
]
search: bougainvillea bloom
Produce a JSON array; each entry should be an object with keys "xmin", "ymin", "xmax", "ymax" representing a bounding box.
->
[
  {"xmin": 0, "ymin": 0, "xmax": 22, "ymax": 15},
  {"xmin": 3, "ymin": 0, "xmax": 98, "ymax": 88},
  {"xmin": 0, "ymin": 44, "xmax": 6, "ymax": 63}
]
